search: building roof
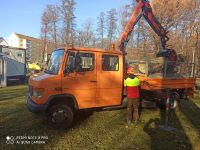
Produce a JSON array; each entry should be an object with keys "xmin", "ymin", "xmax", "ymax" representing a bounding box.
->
[
  {"xmin": 0, "ymin": 37, "xmax": 3, "ymax": 43},
  {"xmin": 0, "ymin": 37, "xmax": 8, "ymax": 46},
  {"xmin": 14, "ymin": 33, "xmax": 64, "ymax": 53},
  {"xmin": 14, "ymin": 33, "xmax": 60, "ymax": 46},
  {"xmin": 0, "ymin": 37, "xmax": 6, "ymax": 43},
  {"xmin": 15, "ymin": 33, "xmax": 41, "ymax": 42}
]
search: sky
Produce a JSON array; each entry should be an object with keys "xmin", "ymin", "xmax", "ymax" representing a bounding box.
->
[{"xmin": 0, "ymin": 0, "xmax": 132, "ymax": 40}]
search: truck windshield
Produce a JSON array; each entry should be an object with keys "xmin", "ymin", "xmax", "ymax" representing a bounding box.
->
[{"xmin": 46, "ymin": 49, "xmax": 64, "ymax": 75}]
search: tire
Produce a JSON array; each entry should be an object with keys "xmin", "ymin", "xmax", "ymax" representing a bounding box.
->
[
  {"xmin": 47, "ymin": 104, "xmax": 74, "ymax": 129},
  {"xmin": 158, "ymin": 92, "xmax": 179, "ymax": 110},
  {"xmin": 169, "ymin": 92, "xmax": 179, "ymax": 109},
  {"xmin": 169, "ymin": 98, "xmax": 178, "ymax": 109}
]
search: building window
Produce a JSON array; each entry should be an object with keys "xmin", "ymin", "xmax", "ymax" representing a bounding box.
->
[
  {"xmin": 17, "ymin": 53, "xmax": 22, "ymax": 57},
  {"xmin": 26, "ymin": 40, "xmax": 32, "ymax": 50}
]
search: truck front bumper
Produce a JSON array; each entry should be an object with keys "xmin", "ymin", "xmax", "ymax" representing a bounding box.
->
[{"xmin": 26, "ymin": 96, "xmax": 47, "ymax": 113}]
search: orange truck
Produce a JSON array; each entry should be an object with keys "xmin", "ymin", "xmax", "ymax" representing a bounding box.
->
[{"xmin": 26, "ymin": 0, "xmax": 196, "ymax": 128}]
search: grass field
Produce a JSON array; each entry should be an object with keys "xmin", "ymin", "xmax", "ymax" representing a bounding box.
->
[{"xmin": 0, "ymin": 85, "xmax": 200, "ymax": 150}]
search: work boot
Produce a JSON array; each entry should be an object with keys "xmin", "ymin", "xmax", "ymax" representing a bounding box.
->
[
  {"xmin": 127, "ymin": 119, "xmax": 132, "ymax": 125},
  {"xmin": 133, "ymin": 120, "xmax": 138, "ymax": 127}
]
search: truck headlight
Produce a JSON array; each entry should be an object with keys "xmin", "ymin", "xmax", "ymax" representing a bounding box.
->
[{"xmin": 32, "ymin": 88, "xmax": 44, "ymax": 98}]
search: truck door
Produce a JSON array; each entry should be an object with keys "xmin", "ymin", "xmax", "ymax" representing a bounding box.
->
[
  {"xmin": 62, "ymin": 51, "xmax": 97, "ymax": 109},
  {"xmin": 96, "ymin": 53, "xmax": 123, "ymax": 107}
]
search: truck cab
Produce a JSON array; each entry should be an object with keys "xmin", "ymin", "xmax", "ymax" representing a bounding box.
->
[{"xmin": 27, "ymin": 47, "xmax": 124, "ymax": 128}]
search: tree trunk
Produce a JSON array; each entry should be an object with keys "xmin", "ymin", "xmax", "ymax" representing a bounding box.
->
[
  {"xmin": 54, "ymin": 22, "xmax": 57, "ymax": 49},
  {"xmin": 195, "ymin": 29, "xmax": 199, "ymax": 76},
  {"xmin": 137, "ymin": 20, "xmax": 141, "ymax": 48},
  {"xmin": 42, "ymin": 24, "xmax": 48, "ymax": 63}
]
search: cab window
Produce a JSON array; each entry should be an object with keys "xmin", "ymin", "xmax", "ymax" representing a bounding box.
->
[
  {"xmin": 102, "ymin": 55, "xmax": 119, "ymax": 71},
  {"xmin": 66, "ymin": 51, "xmax": 94, "ymax": 73},
  {"xmin": 76, "ymin": 52, "xmax": 94, "ymax": 72},
  {"xmin": 46, "ymin": 49, "xmax": 64, "ymax": 74}
]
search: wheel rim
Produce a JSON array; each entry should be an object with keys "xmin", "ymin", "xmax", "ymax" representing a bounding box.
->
[
  {"xmin": 52, "ymin": 109, "xmax": 68, "ymax": 124},
  {"xmin": 169, "ymin": 92, "xmax": 179, "ymax": 109},
  {"xmin": 170, "ymin": 99, "xmax": 177, "ymax": 109}
]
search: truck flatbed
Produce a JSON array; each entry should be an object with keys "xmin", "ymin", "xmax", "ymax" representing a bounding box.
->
[{"xmin": 140, "ymin": 77, "xmax": 196, "ymax": 90}]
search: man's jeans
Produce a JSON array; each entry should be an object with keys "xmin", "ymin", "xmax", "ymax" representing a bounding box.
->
[{"xmin": 127, "ymin": 98, "xmax": 139, "ymax": 122}]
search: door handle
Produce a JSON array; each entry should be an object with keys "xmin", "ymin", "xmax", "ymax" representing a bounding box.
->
[
  {"xmin": 90, "ymin": 80, "xmax": 97, "ymax": 83},
  {"xmin": 55, "ymin": 87, "xmax": 62, "ymax": 91}
]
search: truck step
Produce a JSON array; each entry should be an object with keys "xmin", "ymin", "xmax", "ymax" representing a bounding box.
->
[{"xmin": 102, "ymin": 104, "xmax": 126, "ymax": 111}]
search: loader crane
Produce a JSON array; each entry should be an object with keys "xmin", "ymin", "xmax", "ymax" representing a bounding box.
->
[{"xmin": 118, "ymin": 0, "xmax": 177, "ymax": 62}]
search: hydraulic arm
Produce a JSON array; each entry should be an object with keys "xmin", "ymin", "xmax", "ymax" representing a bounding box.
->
[{"xmin": 118, "ymin": 0, "xmax": 173, "ymax": 58}]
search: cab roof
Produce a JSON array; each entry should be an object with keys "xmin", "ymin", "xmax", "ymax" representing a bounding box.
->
[{"xmin": 56, "ymin": 47, "xmax": 123, "ymax": 55}]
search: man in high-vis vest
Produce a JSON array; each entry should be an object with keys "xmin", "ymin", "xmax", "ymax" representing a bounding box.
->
[{"xmin": 124, "ymin": 66, "xmax": 140, "ymax": 125}]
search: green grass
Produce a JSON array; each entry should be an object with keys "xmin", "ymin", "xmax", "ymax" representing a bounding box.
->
[{"xmin": 0, "ymin": 85, "xmax": 200, "ymax": 150}]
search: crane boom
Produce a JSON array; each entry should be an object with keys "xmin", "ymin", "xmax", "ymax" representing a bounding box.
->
[{"xmin": 118, "ymin": 0, "xmax": 170, "ymax": 57}]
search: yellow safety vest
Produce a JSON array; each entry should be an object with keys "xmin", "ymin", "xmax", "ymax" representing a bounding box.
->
[{"xmin": 124, "ymin": 77, "xmax": 140, "ymax": 87}]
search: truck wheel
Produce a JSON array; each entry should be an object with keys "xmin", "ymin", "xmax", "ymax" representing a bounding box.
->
[
  {"xmin": 47, "ymin": 104, "xmax": 73, "ymax": 129},
  {"xmin": 158, "ymin": 92, "xmax": 179, "ymax": 110}
]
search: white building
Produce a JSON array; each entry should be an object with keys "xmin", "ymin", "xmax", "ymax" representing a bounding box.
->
[
  {"xmin": 7, "ymin": 33, "xmax": 40, "ymax": 50},
  {"xmin": 7, "ymin": 33, "xmax": 43, "ymax": 62},
  {"xmin": 0, "ymin": 37, "xmax": 8, "ymax": 46},
  {"xmin": 7, "ymin": 33, "xmax": 57, "ymax": 62}
]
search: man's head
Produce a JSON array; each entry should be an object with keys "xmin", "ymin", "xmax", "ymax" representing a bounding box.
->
[{"xmin": 127, "ymin": 66, "xmax": 134, "ymax": 75}]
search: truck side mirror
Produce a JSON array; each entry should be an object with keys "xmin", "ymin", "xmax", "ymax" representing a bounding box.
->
[
  {"xmin": 64, "ymin": 62, "xmax": 75, "ymax": 74},
  {"xmin": 64, "ymin": 66, "xmax": 71, "ymax": 74}
]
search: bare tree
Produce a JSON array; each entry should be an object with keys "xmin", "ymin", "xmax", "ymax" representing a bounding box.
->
[
  {"xmin": 40, "ymin": 8, "xmax": 51, "ymax": 62},
  {"xmin": 46, "ymin": 4, "xmax": 60, "ymax": 49},
  {"xmin": 106, "ymin": 9, "xmax": 118, "ymax": 44},
  {"xmin": 97, "ymin": 12, "xmax": 106, "ymax": 48},
  {"xmin": 40, "ymin": 4, "xmax": 61, "ymax": 63},
  {"xmin": 60, "ymin": 0, "xmax": 76, "ymax": 46},
  {"xmin": 77, "ymin": 19, "xmax": 97, "ymax": 47},
  {"xmin": 119, "ymin": 5, "xmax": 132, "ymax": 33}
]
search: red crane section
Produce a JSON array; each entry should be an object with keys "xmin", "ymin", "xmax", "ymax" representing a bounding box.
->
[{"xmin": 118, "ymin": 0, "xmax": 173, "ymax": 58}]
